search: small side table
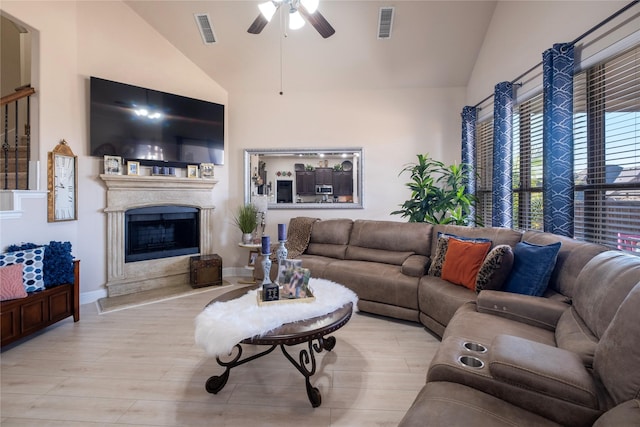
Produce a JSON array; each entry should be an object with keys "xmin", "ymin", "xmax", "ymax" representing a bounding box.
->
[
  {"xmin": 190, "ymin": 254, "xmax": 223, "ymax": 288},
  {"xmin": 238, "ymin": 243, "xmax": 261, "ymax": 285}
]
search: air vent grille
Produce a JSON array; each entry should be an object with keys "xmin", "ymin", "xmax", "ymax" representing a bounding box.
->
[
  {"xmin": 194, "ymin": 13, "xmax": 217, "ymax": 44},
  {"xmin": 377, "ymin": 7, "xmax": 394, "ymax": 39}
]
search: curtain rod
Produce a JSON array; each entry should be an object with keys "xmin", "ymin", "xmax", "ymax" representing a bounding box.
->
[{"xmin": 472, "ymin": 0, "xmax": 640, "ymax": 109}]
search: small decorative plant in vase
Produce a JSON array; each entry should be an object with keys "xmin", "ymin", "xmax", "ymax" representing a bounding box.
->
[{"xmin": 233, "ymin": 204, "xmax": 259, "ymax": 244}]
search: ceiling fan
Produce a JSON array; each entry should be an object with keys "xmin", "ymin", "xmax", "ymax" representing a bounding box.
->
[{"xmin": 248, "ymin": 0, "xmax": 336, "ymax": 39}]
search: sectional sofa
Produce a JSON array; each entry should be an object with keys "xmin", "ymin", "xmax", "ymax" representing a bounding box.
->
[{"xmin": 275, "ymin": 217, "xmax": 640, "ymax": 426}]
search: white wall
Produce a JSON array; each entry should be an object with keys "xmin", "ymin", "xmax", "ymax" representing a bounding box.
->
[{"xmin": 466, "ymin": 1, "xmax": 640, "ymax": 109}]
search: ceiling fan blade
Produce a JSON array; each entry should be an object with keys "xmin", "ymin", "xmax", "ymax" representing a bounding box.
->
[
  {"xmin": 299, "ymin": 7, "xmax": 335, "ymax": 38},
  {"xmin": 247, "ymin": 14, "xmax": 269, "ymax": 34}
]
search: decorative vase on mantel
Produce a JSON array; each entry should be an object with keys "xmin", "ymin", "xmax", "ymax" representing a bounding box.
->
[{"xmin": 242, "ymin": 233, "xmax": 253, "ymax": 245}]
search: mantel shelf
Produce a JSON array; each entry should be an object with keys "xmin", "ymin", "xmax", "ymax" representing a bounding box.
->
[{"xmin": 99, "ymin": 174, "xmax": 218, "ymax": 191}]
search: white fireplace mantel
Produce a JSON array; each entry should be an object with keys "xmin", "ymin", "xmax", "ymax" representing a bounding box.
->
[{"xmin": 100, "ymin": 174, "xmax": 218, "ymax": 297}]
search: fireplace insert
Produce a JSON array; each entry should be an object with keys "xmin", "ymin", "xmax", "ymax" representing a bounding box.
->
[{"xmin": 125, "ymin": 206, "xmax": 200, "ymax": 262}]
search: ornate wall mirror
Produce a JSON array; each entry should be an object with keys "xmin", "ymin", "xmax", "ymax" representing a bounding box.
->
[{"xmin": 244, "ymin": 148, "xmax": 363, "ymax": 209}]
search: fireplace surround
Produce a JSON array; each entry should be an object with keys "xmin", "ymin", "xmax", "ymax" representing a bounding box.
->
[{"xmin": 100, "ymin": 174, "xmax": 217, "ymax": 297}]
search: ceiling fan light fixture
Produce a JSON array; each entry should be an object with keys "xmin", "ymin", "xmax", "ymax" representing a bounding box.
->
[
  {"xmin": 259, "ymin": 1, "xmax": 278, "ymax": 22},
  {"xmin": 289, "ymin": 9, "xmax": 305, "ymax": 30},
  {"xmin": 300, "ymin": 0, "xmax": 319, "ymax": 14}
]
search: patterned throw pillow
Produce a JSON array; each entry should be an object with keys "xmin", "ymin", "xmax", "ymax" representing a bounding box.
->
[
  {"xmin": 0, "ymin": 264, "xmax": 28, "ymax": 301},
  {"xmin": 0, "ymin": 247, "xmax": 45, "ymax": 292},
  {"xmin": 475, "ymin": 245, "xmax": 514, "ymax": 293},
  {"xmin": 427, "ymin": 236, "xmax": 449, "ymax": 277}
]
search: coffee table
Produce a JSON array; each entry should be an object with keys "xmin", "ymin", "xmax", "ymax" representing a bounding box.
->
[{"xmin": 203, "ymin": 286, "xmax": 353, "ymax": 407}]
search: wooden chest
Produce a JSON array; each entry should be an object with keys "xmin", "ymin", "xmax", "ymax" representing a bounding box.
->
[{"xmin": 190, "ymin": 254, "xmax": 223, "ymax": 288}]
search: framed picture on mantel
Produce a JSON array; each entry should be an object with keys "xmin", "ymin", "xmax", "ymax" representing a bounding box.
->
[{"xmin": 104, "ymin": 155, "xmax": 122, "ymax": 175}]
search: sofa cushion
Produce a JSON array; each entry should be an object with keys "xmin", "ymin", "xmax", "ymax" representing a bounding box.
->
[
  {"xmin": 306, "ymin": 243, "xmax": 349, "ymax": 259},
  {"xmin": 308, "ymin": 218, "xmax": 352, "ymax": 245},
  {"xmin": 503, "ymin": 241, "xmax": 561, "ymax": 296},
  {"xmin": 571, "ymin": 251, "xmax": 640, "ymax": 339},
  {"xmin": 418, "ymin": 277, "xmax": 477, "ymax": 330},
  {"xmin": 0, "ymin": 246, "xmax": 45, "ymax": 292},
  {"xmin": 398, "ymin": 381, "xmax": 562, "ymax": 427},
  {"xmin": 348, "ymin": 220, "xmax": 432, "ymax": 256},
  {"xmin": 441, "ymin": 238, "xmax": 491, "ymax": 290},
  {"xmin": 475, "ymin": 245, "xmax": 514, "ymax": 292},
  {"xmin": 345, "ymin": 246, "xmax": 414, "ymax": 266},
  {"xmin": 594, "ymin": 282, "xmax": 640, "ymax": 406},
  {"xmin": 402, "ymin": 254, "xmax": 430, "ymax": 277},
  {"xmin": 0, "ymin": 264, "xmax": 28, "ymax": 301},
  {"xmin": 555, "ymin": 307, "xmax": 598, "ymax": 368}
]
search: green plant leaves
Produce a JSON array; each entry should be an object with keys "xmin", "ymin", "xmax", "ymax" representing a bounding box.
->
[{"xmin": 391, "ymin": 154, "xmax": 482, "ymax": 226}]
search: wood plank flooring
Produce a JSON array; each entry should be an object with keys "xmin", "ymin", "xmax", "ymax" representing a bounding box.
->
[{"xmin": 1, "ymin": 278, "xmax": 440, "ymax": 426}]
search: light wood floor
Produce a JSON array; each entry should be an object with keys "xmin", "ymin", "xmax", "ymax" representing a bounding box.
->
[{"xmin": 1, "ymin": 277, "xmax": 441, "ymax": 426}]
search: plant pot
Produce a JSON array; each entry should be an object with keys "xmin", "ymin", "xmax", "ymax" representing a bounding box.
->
[{"xmin": 242, "ymin": 233, "xmax": 253, "ymax": 244}]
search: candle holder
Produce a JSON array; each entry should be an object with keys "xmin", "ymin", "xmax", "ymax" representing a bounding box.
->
[
  {"xmin": 261, "ymin": 252, "xmax": 272, "ymax": 285},
  {"xmin": 276, "ymin": 240, "xmax": 288, "ymax": 265}
]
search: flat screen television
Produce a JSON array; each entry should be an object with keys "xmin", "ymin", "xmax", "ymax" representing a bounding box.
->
[{"xmin": 89, "ymin": 76, "xmax": 224, "ymax": 166}]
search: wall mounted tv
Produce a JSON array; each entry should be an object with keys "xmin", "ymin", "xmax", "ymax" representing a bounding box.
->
[{"xmin": 90, "ymin": 76, "xmax": 224, "ymax": 166}]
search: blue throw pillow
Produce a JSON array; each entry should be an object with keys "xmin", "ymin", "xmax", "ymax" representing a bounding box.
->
[{"xmin": 503, "ymin": 241, "xmax": 561, "ymax": 296}]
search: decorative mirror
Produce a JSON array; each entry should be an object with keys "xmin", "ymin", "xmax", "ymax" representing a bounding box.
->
[{"xmin": 244, "ymin": 148, "xmax": 363, "ymax": 209}]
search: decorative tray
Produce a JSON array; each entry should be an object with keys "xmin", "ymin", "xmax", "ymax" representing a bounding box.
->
[{"xmin": 256, "ymin": 288, "xmax": 315, "ymax": 306}]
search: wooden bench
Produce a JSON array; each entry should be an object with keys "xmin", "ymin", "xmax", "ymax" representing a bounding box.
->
[{"xmin": 1, "ymin": 260, "xmax": 79, "ymax": 348}]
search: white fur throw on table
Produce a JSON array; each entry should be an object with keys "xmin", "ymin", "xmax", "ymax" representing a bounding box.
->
[{"xmin": 195, "ymin": 278, "xmax": 358, "ymax": 357}]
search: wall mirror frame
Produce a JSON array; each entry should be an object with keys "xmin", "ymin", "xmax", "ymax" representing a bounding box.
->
[{"xmin": 244, "ymin": 148, "xmax": 364, "ymax": 210}]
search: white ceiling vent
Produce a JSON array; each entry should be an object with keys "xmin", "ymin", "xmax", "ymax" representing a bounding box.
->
[
  {"xmin": 377, "ymin": 7, "xmax": 394, "ymax": 40},
  {"xmin": 194, "ymin": 13, "xmax": 217, "ymax": 44}
]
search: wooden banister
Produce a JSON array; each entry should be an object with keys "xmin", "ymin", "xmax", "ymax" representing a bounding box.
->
[{"xmin": 0, "ymin": 86, "xmax": 35, "ymax": 106}]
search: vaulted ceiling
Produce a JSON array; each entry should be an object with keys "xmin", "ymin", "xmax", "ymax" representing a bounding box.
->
[{"xmin": 126, "ymin": 1, "xmax": 497, "ymax": 94}]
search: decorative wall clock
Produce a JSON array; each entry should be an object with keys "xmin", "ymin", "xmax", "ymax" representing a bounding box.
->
[{"xmin": 47, "ymin": 139, "xmax": 78, "ymax": 222}]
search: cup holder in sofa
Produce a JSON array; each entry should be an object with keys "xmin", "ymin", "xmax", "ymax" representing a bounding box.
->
[
  {"xmin": 458, "ymin": 355, "xmax": 485, "ymax": 369},
  {"xmin": 463, "ymin": 341, "xmax": 487, "ymax": 353}
]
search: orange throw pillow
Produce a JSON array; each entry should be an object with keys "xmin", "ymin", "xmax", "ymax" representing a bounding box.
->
[{"xmin": 441, "ymin": 237, "xmax": 491, "ymax": 291}]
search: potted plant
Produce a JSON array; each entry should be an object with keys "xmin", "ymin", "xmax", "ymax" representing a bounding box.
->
[
  {"xmin": 391, "ymin": 153, "xmax": 481, "ymax": 226},
  {"xmin": 233, "ymin": 204, "xmax": 259, "ymax": 244}
]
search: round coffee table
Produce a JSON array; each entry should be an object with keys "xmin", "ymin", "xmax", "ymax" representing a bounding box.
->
[{"xmin": 203, "ymin": 286, "xmax": 353, "ymax": 407}]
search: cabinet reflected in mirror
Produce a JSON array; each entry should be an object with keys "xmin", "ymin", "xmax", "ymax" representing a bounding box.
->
[{"xmin": 244, "ymin": 148, "xmax": 363, "ymax": 209}]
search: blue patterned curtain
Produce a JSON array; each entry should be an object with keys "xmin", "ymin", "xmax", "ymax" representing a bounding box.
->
[
  {"xmin": 492, "ymin": 82, "xmax": 514, "ymax": 228},
  {"xmin": 461, "ymin": 106, "xmax": 478, "ymax": 224},
  {"xmin": 543, "ymin": 43, "xmax": 574, "ymax": 236}
]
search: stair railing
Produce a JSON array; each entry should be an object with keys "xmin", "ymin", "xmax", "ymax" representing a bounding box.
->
[{"xmin": 1, "ymin": 85, "xmax": 35, "ymax": 190}]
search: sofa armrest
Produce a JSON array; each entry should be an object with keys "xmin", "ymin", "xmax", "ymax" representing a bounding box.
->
[
  {"xmin": 402, "ymin": 254, "xmax": 430, "ymax": 277},
  {"xmin": 477, "ymin": 290, "xmax": 569, "ymax": 331},
  {"xmin": 489, "ymin": 334, "xmax": 598, "ymax": 409},
  {"xmin": 594, "ymin": 400, "xmax": 640, "ymax": 426}
]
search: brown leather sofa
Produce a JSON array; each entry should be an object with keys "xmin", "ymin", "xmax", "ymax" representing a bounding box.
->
[{"xmin": 285, "ymin": 218, "xmax": 640, "ymax": 426}]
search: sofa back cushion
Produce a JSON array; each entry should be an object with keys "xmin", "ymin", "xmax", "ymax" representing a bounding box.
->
[
  {"xmin": 522, "ymin": 230, "xmax": 608, "ymax": 299},
  {"xmin": 555, "ymin": 251, "xmax": 640, "ymax": 367},
  {"xmin": 349, "ymin": 220, "xmax": 433, "ymax": 256},
  {"xmin": 431, "ymin": 225, "xmax": 522, "ymax": 256},
  {"xmin": 572, "ymin": 251, "xmax": 640, "ymax": 340},
  {"xmin": 594, "ymin": 282, "xmax": 640, "ymax": 406},
  {"xmin": 305, "ymin": 218, "xmax": 353, "ymax": 259}
]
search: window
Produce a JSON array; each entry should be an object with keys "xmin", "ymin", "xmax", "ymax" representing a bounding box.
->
[
  {"xmin": 513, "ymin": 93, "xmax": 544, "ymax": 231},
  {"xmin": 574, "ymin": 46, "xmax": 640, "ymax": 253},
  {"xmin": 475, "ymin": 119, "xmax": 493, "ymax": 227}
]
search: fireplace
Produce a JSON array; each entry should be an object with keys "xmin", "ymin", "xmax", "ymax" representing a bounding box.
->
[
  {"xmin": 100, "ymin": 174, "xmax": 217, "ymax": 297},
  {"xmin": 125, "ymin": 206, "xmax": 200, "ymax": 263}
]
